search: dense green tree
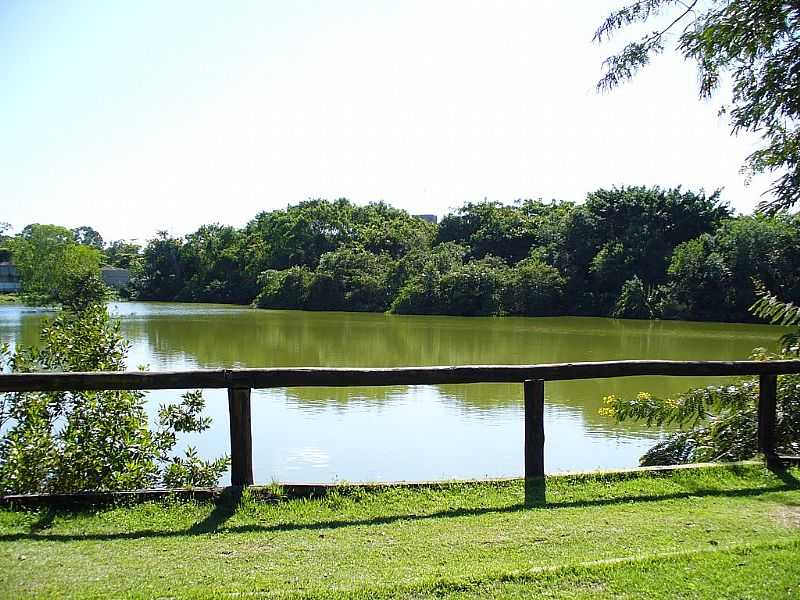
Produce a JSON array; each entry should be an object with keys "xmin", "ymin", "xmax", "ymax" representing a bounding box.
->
[
  {"xmin": 503, "ymin": 256, "xmax": 566, "ymax": 316},
  {"xmin": 666, "ymin": 214, "xmax": 800, "ymax": 321},
  {"xmin": 437, "ymin": 256, "xmax": 510, "ymax": 316},
  {"xmin": 108, "ymin": 192, "xmax": 800, "ymax": 320},
  {"xmin": 309, "ymin": 246, "xmax": 397, "ymax": 312},
  {"xmin": 72, "ymin": 225, "xmax": 104, "ymax": 250},
  {"xmin": 241, "ymin": 199, "xmax": 432, "ymax": 279},
  {"xmin": 436, "ymin": 201, "xmax": 537, "ymax": 263},
  {"xmin": 104, "ymin": 240, "xmax": 142, "ymax": 269},
  {"xmin": 561, "ymin": 187, "xmax": 729, "ymax": 314},
  {"xmin": 242, "ymin": 199, "xmax": 354, "ymax": 274},
  {"xmin": 390, "ymin": 243, "xmax": 469, "ymax": 315},
  {"xmin": 612, "ymin": 276, "xmax": 656, "ymax": 320},
  {"xmin": 133, "ymin": 232, "xmax": 185, "ymax": 301},
  {"xmin": 350, "ymin": 202, "xmax": 435, "ymax": 258},
  {"xmin": 7, "ymin": 224, "xmax": 101, "ymax": 302},
  {"xmin": 664, "ymin": 234, "xmax": 730, "ymax": 320},
  {"xmin": 179, "ymin": 224, "xmax": 251, "ymax": 303},
  {"xmin": 596, "ymin": 0, "xmax": 800, "ymax": 212},
  {"xmin": 254, "ymin": 266, "xmax": 314, "ymax": 310}
]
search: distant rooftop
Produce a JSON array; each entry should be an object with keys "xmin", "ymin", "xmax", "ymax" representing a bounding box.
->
[{"xmin": 414, "ymin": 214, "xmax": 438, "ymax": 224}]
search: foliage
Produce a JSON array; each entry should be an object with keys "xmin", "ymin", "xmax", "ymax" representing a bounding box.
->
[
  {"xmin": 104, "ymin": 240, "xmax": 142, "ymax": 269},
  {"xmin": 751, "ymin": 289, "xmax": 800, "ymax": 354},
  {"xmin": 596, "ymin": 0, "xmax": 800, "ymax": 212},
  {"xmin": 612, "ymin": 276, "xmax": 656, "ymax": 319},
  {"xmin": 0, "ymin": 279, "xmax": 228, "ymax": 493},
  {"xmin": 601, "ymin": 369, "xmax": 799, "ymax": 466},
  {"xmin": 310, "ymin": 245, "xmax": 397, "ymax": 311},
  {"xmin": 502, "ymin": 255, "xmax": 566, "ymax": 316},
  {"xmin": 437, "ymin": 256, "xmax": 510, "ymax": 316},
  {"xmin": 131, "ymin": 200, "xmax": 431, "ymax": 305},
  {"xmin": 389, "ymin": 243, "xmax": 469, "ymax": 314},
  {"xmin": 72, "ymin": 226, "xmax": 104, "ymax": 250},
  {"xmin": 254, "ymin": 266, "xmax": 314, "ymax": 310},
  {"xmin": 666, "ymin": 214, "xmax": 800, "ymax": 321},
  {"xmin": 7, "ymin": 224, "xmax": 102, "ymax": 303},
  {"xmin": 436, "ymin": 201, "xmax": 537, "ymax": 263},
  {"xmin": 565, "ymin": 187, "xmax": 730, "ymax": 315},
  {"xmin": 601, "ymin": 291, "xmax": 800, "ymax": 466},
  {"xmin": 15, "ymin": 189, "xmax": 800, "ymax": 321},
  {"xmin": 132, "ymin": 231, "xmax": 185, "ymax": 301}
]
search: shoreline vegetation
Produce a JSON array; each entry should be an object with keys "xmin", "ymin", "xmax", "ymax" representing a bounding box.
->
[
  {"xmin": 5, "ymin": 187, "xmax": 800, "ymax": 324},
  {"xmin": 1, "ymin": 464, "xmax": 798, "ymax": 599},
  {"xmin": 121, "ymin": 188, "xmax": 800, "ymax": 323}
]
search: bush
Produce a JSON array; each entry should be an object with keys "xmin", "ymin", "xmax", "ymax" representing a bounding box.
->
[
  {"xmin": 254, "ymin": 266, "xmax": 314, "ymax": 309},
  {"xmin": 612, "ymin": 276, "xmax": 656, "ymax": 320},
  {"xmin": 437, "ymin": 257, "xmax": 509, "ymax": 316},
  {"xmin": 0, "ymin": 283, "xmax": 228, "ymax": 493},
  {"xmin": 601, "ymin": 292, "xmax": 800, "ymax": 466},
  {"xmin": 390, "ymin": 243, "xmax": 468, "ymax": 315},
  {"xmin": 312, "ymin": 246, "xmax": 396, "ymax": 312},
  {"xmin": 504, "ymin": 257, "xmax": 566, "ymax": 316}
]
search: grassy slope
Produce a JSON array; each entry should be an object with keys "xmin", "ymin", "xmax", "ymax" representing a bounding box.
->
[{"xmin": 0, "ymin": 465, "xmax": 798, "ymax": 599}]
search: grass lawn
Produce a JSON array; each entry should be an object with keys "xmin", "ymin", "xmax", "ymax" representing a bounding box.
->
[
  {"xmin": 0, "ymin": 464, "xmax": 799, "ymax": 599},
  {"xmin": 0, "ymin": 293, "xmax": 19, "ymax": 304}
]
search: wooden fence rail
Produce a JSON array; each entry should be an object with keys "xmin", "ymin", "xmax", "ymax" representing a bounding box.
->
[{"xmin": 2, "ymin": 360, "xmax": 800, "ymax": 486}]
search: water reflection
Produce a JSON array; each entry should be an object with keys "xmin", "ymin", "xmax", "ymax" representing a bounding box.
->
[{"xmin": 0, "ymin": 302, "xmax": 787, "ymax": 483}]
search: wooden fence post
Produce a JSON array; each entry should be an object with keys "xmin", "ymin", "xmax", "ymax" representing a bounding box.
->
[
  {"xmin": 524, "ymin": 379, "xmax": 545, "ymax": 479},
  {"xmin": 227, "ymin": 387, "xmax": 254, "ymax": 486},
  {"xmin": 758, "ymin": 374, "xmax": 778, "ymax": 463}
]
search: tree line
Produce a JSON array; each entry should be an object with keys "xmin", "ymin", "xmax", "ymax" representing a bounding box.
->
[
  {"xmin": 131, "ymin": 188, "xmax": 800, "ymax": 322},
  {"xmin": 3, "ymin": 187, "xmax": 800, "ymax": 323}
]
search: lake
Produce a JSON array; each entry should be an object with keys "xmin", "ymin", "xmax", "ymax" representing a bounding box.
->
[{"xmin": 0, "ymin": 302, "xmax": 788, "ymax": 484}]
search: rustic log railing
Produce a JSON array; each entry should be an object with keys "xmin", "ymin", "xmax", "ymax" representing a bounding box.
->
[{"xmin": 2, "ymin": 359, "xmax": 800, "ymax": 486}]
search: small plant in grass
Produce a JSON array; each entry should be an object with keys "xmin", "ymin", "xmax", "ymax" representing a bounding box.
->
[
  {"xmin": 0, "ymin": 271, "xmax": 228, "ymax": 494},
  {"xmin": 601, "ymin": 290, "xmax": 800, "ymax": 466}
]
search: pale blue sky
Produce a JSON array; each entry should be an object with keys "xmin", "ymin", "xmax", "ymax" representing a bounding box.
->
[{"xmin": 1, "ymin": 1, "xmax": 773, "ymax": 242}]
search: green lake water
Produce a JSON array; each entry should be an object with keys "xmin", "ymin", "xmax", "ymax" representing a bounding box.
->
[{"xmin": 0, "ymin": 302, "xmax": 788, "ymax": 484}]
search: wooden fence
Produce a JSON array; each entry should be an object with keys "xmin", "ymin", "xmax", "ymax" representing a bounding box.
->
[{"xmin": 2, "ymin": 359, "xmax": 800, "ymax": 486}]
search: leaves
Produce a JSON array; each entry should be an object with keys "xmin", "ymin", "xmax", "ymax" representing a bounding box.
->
[
  {"xmin": 601, "ymin": 291, "xmax": 800, "ymax": 465},
  {"xmin": 0, "ymin": 283, "xmax": 228, "ymax": 493},
  {"xmin": 751, "ymin": 288, "xmax": 800, "ymax": 353},
  {"xmin": 597, "ymin": 0, "xmax": 800, "ymax": 211}
]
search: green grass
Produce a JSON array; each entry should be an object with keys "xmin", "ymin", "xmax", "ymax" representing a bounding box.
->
[
  {"xmin": 1, "ymin": 464, "xmax": 799, "ymax": 599},
  {"xmin": 0, "ymin": 293, "xmax": 19, "ymax": 304}
]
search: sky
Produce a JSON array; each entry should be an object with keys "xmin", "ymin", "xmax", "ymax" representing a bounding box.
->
[{"xmin": 0, "ymin": 0, "xmax": 776, "ymax": 243}]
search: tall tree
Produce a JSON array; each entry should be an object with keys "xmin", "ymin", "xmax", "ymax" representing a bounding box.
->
[
  {"xmin": 596, "ymin": 1, "xmax": 800, "ymax": 211},
  {"xmin": 72, "ymin": 226, "xmax": 105, "ymax": 250},
  {"xmin": 7, "ymin": 224, "xmax": 101, "ymax": 301}
]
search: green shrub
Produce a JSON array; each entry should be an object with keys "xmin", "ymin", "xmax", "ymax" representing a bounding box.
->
[{"xmin": 0, "ymin": 282, "xmax": 228, "ymax": 493}]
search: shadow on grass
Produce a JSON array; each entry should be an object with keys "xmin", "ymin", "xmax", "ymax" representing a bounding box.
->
[
  {"xmin": 769, "ymin": 464, "xmax": 800, "ymax": 488},
  {"xmin": 2, "ymin": 473, "xmax": 798, "ymax": 544},
  {"xmin": 186, "ymin": 487, "xmax": 242, "ymax": 535},
  {"xmin": 524, "ymin": 477, "xmax": 545, "ymax": 508}
]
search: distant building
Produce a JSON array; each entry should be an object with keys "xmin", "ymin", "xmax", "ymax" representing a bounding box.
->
[
  {"xmin": 0, "ymin": 262, "xmax": 21, "ymax": 293},
  {"xmin": 415, "ymin": 214, "xmax": 438, "ymax": 224},
  {"xmin": 101, "ymin": 266, "xmax": 131, "ymax": 290}
]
